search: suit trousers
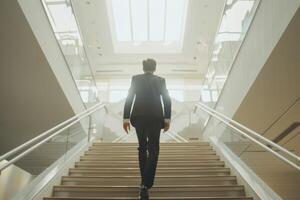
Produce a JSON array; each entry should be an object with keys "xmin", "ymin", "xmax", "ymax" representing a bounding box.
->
[{"xmin": 134, "ymin": 116, "xmax": 161, "ymax": 189}]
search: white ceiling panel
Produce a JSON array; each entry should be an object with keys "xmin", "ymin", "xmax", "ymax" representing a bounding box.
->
[{"xmin": 71, "ymin": 0, "xmax": 225, "ymax": 78}]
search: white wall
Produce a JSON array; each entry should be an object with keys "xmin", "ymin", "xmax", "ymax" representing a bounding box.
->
[
  {"xmin": 18, "ymin": 0, "xmax": 86, "ymax": 116},
  {"xmin": 204, "ymin": 0, "xmax": 300, "ymax": 138}
]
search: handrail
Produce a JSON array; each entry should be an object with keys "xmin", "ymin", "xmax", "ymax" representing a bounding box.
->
[
  {"xmin": 196, "ymin": 102, "xmax": 300, "ymax": 162},
  {"xmin": 167, "ymin": 130, "xmax": 189, "ymax": 143},
  {"xmin": 0, "ymin": 103, "xmax": 105, "ymax": 172},
  {"xmin": 0, "ymin": 102, "xmax": 104, "ymax": 163},
  {"xmin": 195, "ymin": 102, "xmax": 300, "ymax": 171}
]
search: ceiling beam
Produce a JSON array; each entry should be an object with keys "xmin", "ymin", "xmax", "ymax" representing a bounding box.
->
[
  {"xmin": 128, "ymin": 0, "xmax": 134, "ymax": 41},
  {"xmin": 163, "ymin": 0, "xmax": 167, "ymax": 42}
]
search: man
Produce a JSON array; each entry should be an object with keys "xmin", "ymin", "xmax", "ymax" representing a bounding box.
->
[{"xmin": 123, "ymin": 58, "xmax": 171, "ymax": 200}]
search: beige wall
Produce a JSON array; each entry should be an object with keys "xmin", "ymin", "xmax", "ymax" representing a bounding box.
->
[
  {"xmin": 0, "ymin": 1, "xmax": 74, "ymax": 154},
  {"xmin": 231, "ymin": 8, "xmax": 300, "ymax": 200},
  {"xmin": 233, "ymin": 8, "xmax": 300, "ymax": 154}
]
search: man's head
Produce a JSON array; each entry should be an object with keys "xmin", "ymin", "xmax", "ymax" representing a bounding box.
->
[{"xmin": 143, "ymin": 58, "xmax": 156, "ymax": 73}]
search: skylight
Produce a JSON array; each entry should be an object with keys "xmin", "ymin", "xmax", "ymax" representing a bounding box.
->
[
  {"xmin": 106, "ymin": 0, "xmax": 188, "ymax": 53},
  {"xmin": 217, "ymin": 0, "xmax": 255, "ymax": 42}
]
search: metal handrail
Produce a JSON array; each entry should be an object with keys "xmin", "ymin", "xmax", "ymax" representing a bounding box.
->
[
  {"xmin": 197, "ymin": 102, "xmax": 300, "ymax": 161},
  {"xmin": 195, "ymin": 102, "xmax": 300, "ymax": 171},
  {"xmin": 0, "ymin": 103, "xmax": 105, "ymax": 172},
  {"xmin": 0, "ymin": 103, "xmax": 104, "ymax": 163},
  {"xmin": 167, "ymin": 130, "xmax": 189, "ymax": 143}
]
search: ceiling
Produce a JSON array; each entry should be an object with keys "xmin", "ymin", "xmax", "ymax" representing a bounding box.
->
[{"xmin": 71, "ymin": 0, "xmax": 225, "ymax": 79}]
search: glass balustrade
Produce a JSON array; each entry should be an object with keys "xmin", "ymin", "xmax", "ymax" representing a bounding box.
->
[
  {"xmin": 0, "ymin": 105, "xmax": 116, "ymax": 200},
  {"xmin": 41, "ymin": 0, "xmax": 99, "ymax": 106},
  {"xmin": 217, "ymin": 123, "xmax": 299, "ymax": 199},
  {"xmin": 200, "ymin": 0, "xmax": 260, "ymax": 107},
  {"xmin": 193, "ymin": 106, "xmax": 300, "ymax": 200}
]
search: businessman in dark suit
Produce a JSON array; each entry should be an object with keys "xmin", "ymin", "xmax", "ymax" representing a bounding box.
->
[{"xmin": 123, "ymin": 58, "xmax": 171, "ymax": 199}]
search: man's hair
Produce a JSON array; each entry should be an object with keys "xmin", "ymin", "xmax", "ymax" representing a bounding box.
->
[{"xmin": 143, "ymin": 58, "xmax": 156, "ymax": 72}]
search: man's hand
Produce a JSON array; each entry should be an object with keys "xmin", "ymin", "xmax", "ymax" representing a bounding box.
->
[
  {"xmin": 163, "ymin": 122, "xmax": 170, "ymax": 132},
  {"xmin": 123, "ymin": 122, "xmax": 130, "ymax": 134}
]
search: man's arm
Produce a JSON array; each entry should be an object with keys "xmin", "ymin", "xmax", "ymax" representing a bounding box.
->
[
  {"xmin": 123, "ymin": 77, "xmax": 136, "ymax": 133},
  {"xmin": 161, "ymin": 78, "xmax": 171, "ymax": 131}
]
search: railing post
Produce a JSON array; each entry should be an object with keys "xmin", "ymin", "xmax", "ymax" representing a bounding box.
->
[
  {"xmin": 189, "ymin": 109, "xmax": 192, "ymax": 126},
  {"xmin": 88, "ymin": 115, "xmax": 92, "ymax": 142}
]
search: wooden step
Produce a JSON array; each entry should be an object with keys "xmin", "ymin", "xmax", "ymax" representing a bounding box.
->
[
  {"xmin": 53, "ymin": 185, "xmax": 245, "ymax": 198},
  {"xmin": 90, "ymin": 144, "xmax": 212, "ymax": 148},
  {"xmin": 80, "ymin": 155, "xmax": 220, "ymax": 161},
  {"xmin": 45, "ymin": 197, "xmax": 253, "ymax": 200},
  {"xmin": 89, "ymin": 146, "xmax": 213, "ymax": 150},
  {"xmin": 85, "ymin": 151, "xmax": 217, "ymax": 156},
  {"xmin": 71, "ymin": 166, "xmax": 229, "ymax": 171},
  {"xmin": 92, "ymin": 142, "xmax": 210, "ymax": 146},
  {"xmin": 44, "ymin": 142, "xmax": 251, "ymax": 199},
  {"xmin": 61, "ymin": 175, "xmax": 237, "ymax": 186},
  {"xmin": 74, "ymin": 161, "xmax": 225, "ymax": 168},
  {"xmin": 69, "ymin": 168, "xmax": 231, "ymax": 176}
]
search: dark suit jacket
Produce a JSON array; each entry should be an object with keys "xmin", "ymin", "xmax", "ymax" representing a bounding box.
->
[{"xmin": 123, "ymin": 73, "xmax": 171, "ymax": 128}]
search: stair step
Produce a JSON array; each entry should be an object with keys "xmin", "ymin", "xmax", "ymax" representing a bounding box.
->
[
  {"xmin": 93, "ymin": 142, "xmax": 210, "ymax": 146},
  {"xmin": 61, "ymin": 175, "xmax": 237, "ymax": 186},
  {"xmin": 71, "ymin": 166, "xmax": 229, "ymax": 171},
  {"xmin": 82, "ymin": 154, "xmax": 218, "ymax": 158},
  {"xmin": 75, "ymin": 161, "xmax": 225, "ymax": 168},
  {"xmin": 89, "ymin": 146, "xmax": 213, "ymax": 150},
  {"xmin": 45, "ymin": 197, "xmax": 253, "ymax": 200},
  {"xmin": 69, "ymin": 168, "xmax": 231, "ymax": 176},
  {"xmin": 90, "ymin": 145, "xmax": 212, "ymax": 148},
  {"xmin": 80, "ymin": 155, "xmax": 220, "ymax": 161},
  {"xmin": 77, "ymin": 160, "xmax": 224, "ymax": 163},
  {"xmin": 53, "ymin": 185, "xmax": 245, "ymax": 198},
  {"xmin": 85, "ymin": 151, "xmax": 217, "ymax": 156},
  {"xmin": 44, "ymin": 142, "xmax": 251, "ymax": 199}
]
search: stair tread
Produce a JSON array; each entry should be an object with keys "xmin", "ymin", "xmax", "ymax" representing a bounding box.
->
[
  {"xmin": 63, "ymin": 175, "xmax": 235, "ymax": 178},
  {"xmin": 76, "ymin": 160, "xmax": 223, "ymax": 163},
  {"xmin": 45, "ymin": 142, "xmax": 251, "ymax": 199},
  {"xmin": 92, "ymin": 143, "xmax": 210, "ymax": 145},
  {"xmin": 70, "ymin": 167, "xmax": 229, "ymax": 170},
  {"xmin": 54, "ymin": 185, "xmax": 244, "ymax": 189},
  {"xmin": 45, "ymin": 197, "xmax": 252, "ymax": 200},
  {"xmin": 81, "ymin": 155, "xmax": 218, "ymax": 157}
]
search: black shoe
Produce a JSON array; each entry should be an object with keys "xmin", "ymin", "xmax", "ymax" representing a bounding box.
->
[{"xmin": 139, "ymin": 185, "xmax": 149, "ymax": 200}]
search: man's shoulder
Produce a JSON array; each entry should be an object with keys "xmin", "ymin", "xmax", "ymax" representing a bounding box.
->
[
  {"xmin": 132, "ymin": 74, "xmax": 165, "ymax": 82},
  {"xmin": 132, "ymin": 74, "xmax": 143, "ymax": 79},
  {"xmin": 153, "ymin": 75, "xmax": 165, "ymax": 83},
  {"xmin": 131, "ymin": 74, "xmax": 143, "ymax": 82}
]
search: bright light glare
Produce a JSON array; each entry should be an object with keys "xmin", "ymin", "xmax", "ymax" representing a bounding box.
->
[
  {"xmin": 108, "ymin": 0, "xmax": 188, "ymax": 53},
  {"xmin": 131, "ymin": 0, "xmax": 148, "ymax": 41},
  {"xmin": 48, "ymin": 4, "xmax": 77, "ymax": 32},
  {"xmin": 218, "ymin": 0, "xmax": 254, "ymax": 42},
  {"xmin": 165, "ymin": 0, "xmax": 185, "ymax": 41},
  {"xmin": 149, "ymin": 0, "xmax": 165, "ymax": 41},
  {"xmin": 111, "ymin": 0, "xmax": 132, "ymax": 41}
]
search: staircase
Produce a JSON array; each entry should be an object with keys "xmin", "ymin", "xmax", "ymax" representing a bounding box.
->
[{"xmin": 44, "ymin": 142, "xmax": 253, "ymax": 200}]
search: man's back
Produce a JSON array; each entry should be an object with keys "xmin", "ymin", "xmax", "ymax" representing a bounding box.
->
[{"xmin": 123, "ymin": 73, "xmax": 171, "ymax": 127}]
